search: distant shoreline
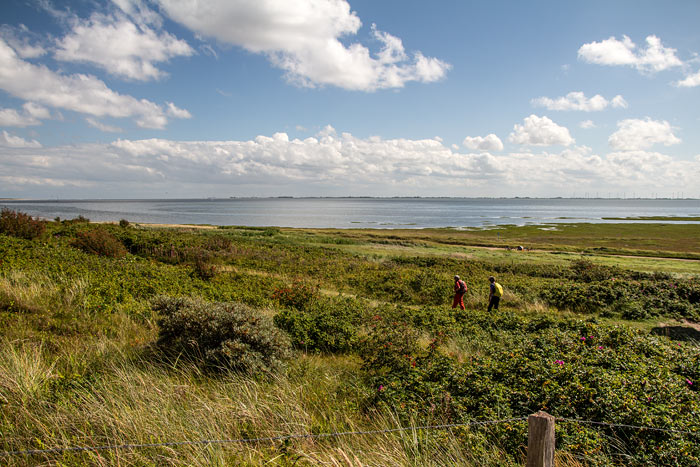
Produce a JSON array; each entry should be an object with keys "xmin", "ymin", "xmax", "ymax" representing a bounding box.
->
[{"xmin": 3, "ymin": 196, "xmax": 699, "ymax": 202}]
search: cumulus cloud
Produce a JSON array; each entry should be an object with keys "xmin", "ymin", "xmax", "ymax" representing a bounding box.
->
[
  {"xmin": 532, "ymin": 91, "xmax": 627, "ymax": 111},
  {"xmin": 579, "ymin": 120, "xmax": 596, "ymax": 129},
  {"xmin": 608, "ymin": 118, "xmax": 681, "ymax": 151},
  {"xmin": 0, "ymin": 103, "xmax": 50, "ymax": 127},
  {"xmin": 54, "ymin": 12, "xmax": 194, "ymax": 81},
  {"xmin": 1, "ymin": 129, "xmax": 699, "ymax": 197},
  {"xmin": 463, "ymin": 134, "xmax": 503, "ymax": 152},
  {"xmin": 155, "ymin": 0, "xmax": 450, "ymax": 91},
  {"xmin": 0, "ymin": 38, "xmax": 189, "ymax": 129},
  {"xmin": 508, "ymin": 115, "xmax": 574, "ymax": 146},
  {"xmin": 0, "ymin": 130, "xmax": 42, "ymax": 148},
  {"xmin": 676, "ymin": 69, "xmax": 700, "ymax": 88},
  {"xmin": 86, "ymin": 118, "xmax": 123, "ymax": 133},
  {"xmin": 578, "ymin": 35, "xmax": 683, "ymax": 73},
  {"xmin": 165, "ymin": 102, "xmax": 191, "ymax": 119}
]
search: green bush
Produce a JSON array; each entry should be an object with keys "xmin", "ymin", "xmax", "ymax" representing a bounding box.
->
[
  {"xmin": 272, "ymin": 279, "xmax": 319, "ymax": 310},
  {"xmin": 153, "ymin": 296, "xmax": 291, "ymax": 374},
  {"xmin": 72, "ymin": 228, "xmax": 128, "ymax": 258},
  {"xmin": 274, "ymin": 296, "xmax": 364, "ymax": 352},
  {"xmin": 361, "ymin": 317, "xmax": 700, "ymax": 466},
  {"xmin": 192, "ymin": 251, "xmax": 217, "ymax": 280},
  {"xmin": 0, "ymin": 208, "xmax": 45, "ymax": 240}
]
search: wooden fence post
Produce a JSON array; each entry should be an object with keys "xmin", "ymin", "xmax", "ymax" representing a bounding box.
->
[{"xmin": 526, "ymin": 411, "xmax": 555, "ymax": 467}]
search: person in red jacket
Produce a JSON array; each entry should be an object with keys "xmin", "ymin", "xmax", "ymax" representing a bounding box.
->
[{"xmin": 452, "ymin": 275, "xmax": 467, "ymax": 310}]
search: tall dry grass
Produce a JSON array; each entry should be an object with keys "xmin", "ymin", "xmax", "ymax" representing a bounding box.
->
[{"xmin": 0, "ymin": 338, "xmax": 523, "ymax": 466}]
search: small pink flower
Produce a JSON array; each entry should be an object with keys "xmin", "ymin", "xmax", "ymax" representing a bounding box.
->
[
  {"xmin": 580, "ymin": 337, "xmax": 586, "ymax": 341},
  {"xmin": 687, "ymin": 379, "xmax": 693, "ymax": 386},
  {"xmin": 555, "ymin": 360, "xmax": 564, "ymax": 365},
  {"xmin": 598, "ymin": 346, "xmax": 604, "ymax": 350},
  {"xmin": 379, "ymin": 385, "xmax": 385, "ymax": 391}
]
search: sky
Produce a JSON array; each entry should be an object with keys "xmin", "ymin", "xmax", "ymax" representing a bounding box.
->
[{"xmin": 1, "ymin": 0, "xmax": 699, "ymax": 199}]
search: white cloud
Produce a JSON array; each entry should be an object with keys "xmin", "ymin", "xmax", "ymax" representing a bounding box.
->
[
  {"xmin": 111, "ymin": 0, "xmax": 164, "ymax": 27},
  {"xmin": 54, "ymin": 12, "xmax": 193, "ymax": 81},
  {"xmin": 531, "ymin": 91, "xmax": 627, "ymax": 111},
  {"xmin": 86, "ymin": 118, "xmax": 123, "ymax": 133},
  {"xmin": 578, "ymin": 35, "xmax": 683, "ymax": 73},
  {"xmin": 165, "ymin": 102, "xmax": 191, "ymax": 119},
  {"xmin": 463, "ymin": 134, "xmax": 503, "ymax": 152},
  {"xmin": 0, "ymin": 25, "xmax": 47, "ymax": 58},
  {"xmin": 610, "ymin": 95, "xmax": 628, "ymax": 108},
  {"xmin": 2, "ymin": 130, "xmax": 699, "ymax": 197},
  {"xmin": 155, "ymin": 0, "xmax": 450, "ymax": 91},
  {"xmin": 0, "ymin": 38, "xmax": 187, "ymax": 129},
  {"xmin": 0, "ymin": 130, "xmax": 42, "ymax": 148},
  {"xmin": 0, "ymin": 103, "xmax": 50, "ymax": 127},
  {"xmin": 508, "ymin": 115, "xmax": 574, "ymax": 146},
  {"xmin": 608, "ymin": 118, "xmax": 681, "ymax": 151},
  {"xmin": 675, "ymin": 69, "xmax": 700, "ymax": 88},
  {"xmin": 579, "ymin": 120, "xmax": 596, "ymax": 129}
]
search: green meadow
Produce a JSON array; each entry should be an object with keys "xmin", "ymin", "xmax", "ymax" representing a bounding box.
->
[{"xmin": 1, "ymin": 210, "xmax": 698, "ymax": 466}]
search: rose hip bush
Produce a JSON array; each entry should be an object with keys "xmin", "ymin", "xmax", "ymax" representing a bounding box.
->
[{"xmin": 361, "ymin": 312, "xmax": 700, "ymax": 466}]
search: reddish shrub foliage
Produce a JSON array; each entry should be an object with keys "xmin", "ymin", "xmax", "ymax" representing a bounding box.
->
[
  {"xmin": 0, "ymin": 208, "xmax": 46, "ymax": 240},
  {"xmin": 72, "ymin": 228, "xmax": 128, "ymax": 258}
]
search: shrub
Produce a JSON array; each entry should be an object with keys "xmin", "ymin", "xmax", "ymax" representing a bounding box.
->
[
  {"xmin": 361, "ymin": 319, "xmax": 700, "ymax": 466},
  {"xmin": 0, "ymin": 208, "xmax": 45, "ymax": 239},
  {"xmin": 119, "ymin": 219, "xmax": 130, "ymax": 228},
  {"xmin": 567, "ymin": 258, "xmax": 622, "ymax": 282},
  {"xmin": 274, "ymin": 296, "xmax": 363, "ymax": 352},
  {"xmin": 192, "ymin": 251, "xmax": 216, "ymax": 280},
  {"xmin": 72, "ymin": 228, "xmax": 128, "ymax": 258},
  {"xmin": 153, "ymin": 296, "xmax": 291, "ymax": 374},
  {"xmin": 272, "ymin": 279, "xmax": 319, "ymax": 310}
]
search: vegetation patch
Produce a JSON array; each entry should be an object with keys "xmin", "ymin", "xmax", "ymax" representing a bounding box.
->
[
  {"xmin": 1, "ymin": 213, "xmax": 698, "ymax": 465},
  {"xmin": 0, "ymin": 208, "xmax": 45, "ymax": 240},
  {"xmin": 153, "ymin": 295, "xmax": 291, "ymax": 374}
]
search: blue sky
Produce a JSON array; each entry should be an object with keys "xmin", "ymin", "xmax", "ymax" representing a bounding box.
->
[{"xmin": 1, "ymin": 0, "xmax": 699, "ymax": 198}]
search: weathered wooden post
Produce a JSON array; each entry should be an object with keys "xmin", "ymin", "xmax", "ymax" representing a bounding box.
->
[{"xmin": 526, "ymin": 411, "xmax": 555, "ymax": 467}]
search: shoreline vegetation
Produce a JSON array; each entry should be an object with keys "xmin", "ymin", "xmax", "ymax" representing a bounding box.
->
[{"xmin": 1, "ymin": 209, "xmax": 699, "ymax": 465}]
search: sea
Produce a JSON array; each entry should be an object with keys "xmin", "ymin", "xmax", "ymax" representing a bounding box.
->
[{"xmin": 1, "ymin": 198, "xmax": 699, "ymax": 229}]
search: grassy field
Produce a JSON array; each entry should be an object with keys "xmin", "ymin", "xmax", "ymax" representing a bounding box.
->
[{"xmin": 0, "ymin": 213, "xmax": 699, "ymax": 466}]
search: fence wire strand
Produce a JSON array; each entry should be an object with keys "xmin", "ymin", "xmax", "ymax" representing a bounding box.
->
[
  {"xmin": 4, "ymin": 416, "xmax": 697, "ymax": 458},
  {"xmin": 0, "ymin": 417, "xmax": 528, "ymax": 457}
]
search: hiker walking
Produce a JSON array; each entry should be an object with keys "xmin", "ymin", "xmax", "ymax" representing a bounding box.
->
[
  {"xmin": 488, "ymin": 276, "xmax": 503, "ymax": 311},
  {"xmin": 452, "ymin": 275, "xmax": 467, "ymax": 310}
]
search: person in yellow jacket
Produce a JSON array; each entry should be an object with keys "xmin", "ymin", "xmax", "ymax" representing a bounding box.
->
[{"xmin": 488, "ymin": 276, "xmax": 503, "ymax": 311}]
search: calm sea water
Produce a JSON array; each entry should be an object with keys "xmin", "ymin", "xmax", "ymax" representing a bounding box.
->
[{"xmin": 2, "ymin": 198, "xmax": 699, "ymax": 229}]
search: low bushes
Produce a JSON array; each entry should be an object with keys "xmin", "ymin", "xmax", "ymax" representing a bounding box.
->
[
  {"xmin": 72, "ymin": 228, "xmax": 128, "ymax": 258},
  {"xmin": 274, "ymin": 295, "xmax": 364, "ymax": 352},
  {"xmin": 540, "ymin": 260, "xmax": 700, "ymax": 321},
  {"xmin": 153, "ymin": 296, "xmax": 291, "ymax": 374},
  {"xmin": 0, "ymin": 208, "xmax": 45, "ymax": 240},
  {"xmin": 361, "ymin": 313, "xmax": 700, "ymax": 466}
]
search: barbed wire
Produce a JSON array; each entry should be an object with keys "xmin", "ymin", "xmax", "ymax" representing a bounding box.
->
[
  {"xmin": 556, "ymin": 417, "xmax": 700, "ymax": 437},
  {"xmin": 0, "ymin": 417, "xmax": 527, "ymax": 457},
  {"xmin": 4, "ymin": 415, "xmax": 697, "ymax": 458}
]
